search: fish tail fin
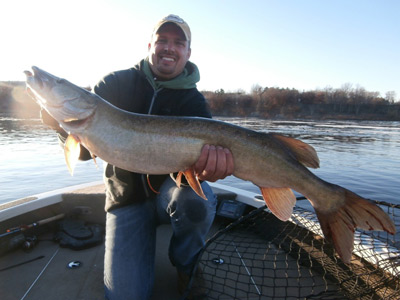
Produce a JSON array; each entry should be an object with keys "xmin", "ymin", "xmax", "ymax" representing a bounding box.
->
[
  {"xmin": 315, "ymin": 188, "xmax": 396, "ymax": 263},
  {"xmin": 259, "ymin": 187, "xmax": 296, "ymax": 221}
]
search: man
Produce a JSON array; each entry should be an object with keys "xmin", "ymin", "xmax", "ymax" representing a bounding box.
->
[{"xmin": 43, "ymin": 14, "xmax": 234, "ymax": 299}]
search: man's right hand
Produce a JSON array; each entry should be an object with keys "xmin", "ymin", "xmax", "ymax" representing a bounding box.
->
[{"xmin": 193, "ymin": 144, "xmax": 234, "ymax": 182}]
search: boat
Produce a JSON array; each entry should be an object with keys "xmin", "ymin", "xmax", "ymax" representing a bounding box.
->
[{"xmin": 0, "ymin": 181, "xmax": 399, "ymax": 299}]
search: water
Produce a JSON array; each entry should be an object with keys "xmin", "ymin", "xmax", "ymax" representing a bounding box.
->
[
  {"xmin": 0, "ymin": 114, "xmax": 104, "ymax": 204},
  {"xmin": 218, "ymin": 118, "xmax": 400, "ymax": 205},
  {"xmin": 1, "ymin": 114, "xmax": 399, "ymax": 206}
]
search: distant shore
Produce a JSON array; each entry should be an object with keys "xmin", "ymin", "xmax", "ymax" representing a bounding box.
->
[{"xmin": 2, "ymin": 81, "xmax": 399, "ymax": 121}]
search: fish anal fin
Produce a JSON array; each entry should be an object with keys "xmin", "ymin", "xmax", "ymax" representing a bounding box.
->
[
  {"xmin": 259, "ymin": 187, "xmax": 296, "ymax": 221},
  {"xmin": 315, "ymin": 189, "xmax": 396, "ymax": 263},
  {"xmin": 272, "ymin": 134, "xmax": 320, "ymax": 169},
  {"xmin": 182, "ymin": 168, "xmax": 207, "ymax": 200},
  {"xmin": 64, "ymin": 134, "xmax": 81, "ymax": 175}
]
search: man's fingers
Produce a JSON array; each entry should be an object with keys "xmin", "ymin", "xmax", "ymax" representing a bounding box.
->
[
  {"xmin": 199, "ymin": 145, "xmax": 217, "ymax": 180},
  {"xmin": 210, "ymin": 147, "xmax": 234, "ymax": 181},
  {"xmin": 194, "ymin": 144, "xmax": 210, "ymax": 174},
  {"xmin": 224, "ymin": 148, "xmax": 234, "ymax": 178},
  {"xmin": 210, "ymin": 146, "xmax": 227, "ymax": 181},
  {"xmin": 194, "ymin": 144, "xmax": 235, "ymax": 182}
]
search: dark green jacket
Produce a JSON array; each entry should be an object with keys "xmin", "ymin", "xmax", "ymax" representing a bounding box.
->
[{"xmin": 92, "ymin": 60, "xmax": 211, "ymax": 211}]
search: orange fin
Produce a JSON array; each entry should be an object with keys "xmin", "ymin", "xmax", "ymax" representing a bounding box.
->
[
  {"xmin": 171, "ymin": 172, "xmax": 183, "ymax": 188},
  {"xmin": 64, "ymin": 134, "xmax": 81, "ymax": 175},
  {"xmin": 315, "ymin": 188, "xmax": 396, "ymax": 263},
  {"xmin": 182, "ymin": 168, "xmax": 207, "ymax": 200},
  {"xmin": 272, "ymin": 134, "xmax": 320, "ymax": 168},
  {"xmin": 259, "ymin": 187, "xmax": 296, "ymax": 221}
]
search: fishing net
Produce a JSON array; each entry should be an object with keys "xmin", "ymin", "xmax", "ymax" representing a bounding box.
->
[{"xmin": 185, "ymin": 197, "xmax": 400, "ymax": 300}]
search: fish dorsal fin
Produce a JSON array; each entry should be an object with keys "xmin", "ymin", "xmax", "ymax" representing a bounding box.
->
[
  {"xmin": 178, "ymin": 168, "xmax": 207, "ymax": 200},
  {"xmin": 272, "ymin": 134, "xmax": 320, "ymax": 169},
  {"xmin": 64, "ymin": 134, "xmax": 81, "ymax": 175},
  {"xmin": 259, "ymin": 187, "xmax": 296, "ymax": 221}
]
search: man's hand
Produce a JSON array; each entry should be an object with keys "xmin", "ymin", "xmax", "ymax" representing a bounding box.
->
[{"xmin": 193, "ymin": 144, "xmax": 234, "ymax": 182}]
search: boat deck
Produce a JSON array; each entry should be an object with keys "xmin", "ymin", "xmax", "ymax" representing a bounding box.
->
[
  {"xmin": 1, "ymin": 183, "xmax": 399, "ymax": 300},
  {"xmin": 0, "ymin": 183, "xmax": 219, "ymax": 300},
  {"xmin": 0, "ymin": 226, "xmax": 188, "ymax": 300}
]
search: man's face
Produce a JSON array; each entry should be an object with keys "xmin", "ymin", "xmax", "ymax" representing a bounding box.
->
[{"xmin": 148, "ymin": 23, "xmax": 191, "ymax": 80}]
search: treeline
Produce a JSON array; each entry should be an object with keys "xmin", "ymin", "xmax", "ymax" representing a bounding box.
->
[
  {"xmin": 1, "ymin": 81, "xmax": 49, "ymax": 118},
  {"xmin": 0, "ymin": 81, "xmax": 38, "ymax": 116},
  {"xmin": 203, "ymin": 84, "xmax": 400, "ymax": 120},
  {"xmin": 1, "ymin": 81, "xmax": 400, "ymax": 120}
]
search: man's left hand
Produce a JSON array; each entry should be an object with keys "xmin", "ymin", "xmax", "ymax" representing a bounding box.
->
[{"xmin": 193, "ymin": 144, "xmax": 234, "ymax": 182}]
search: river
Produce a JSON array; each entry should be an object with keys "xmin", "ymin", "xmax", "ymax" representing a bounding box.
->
[{"xmin": 1, "ymin": 114, "xmax": 399, "ymax": 206}]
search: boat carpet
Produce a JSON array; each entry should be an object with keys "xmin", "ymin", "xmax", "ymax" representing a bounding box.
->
[{"xmin": 0, "ymin": 224, "xmax": 191, "ymax": 300}]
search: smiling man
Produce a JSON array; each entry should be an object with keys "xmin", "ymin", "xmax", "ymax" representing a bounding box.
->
[
  {"xmin": 148, "ymin": 19, "xmax": 192, "ymax": 80},
  {"xmin": 93, "ymin": 14, "xmax": 234, "ymax": 300}
]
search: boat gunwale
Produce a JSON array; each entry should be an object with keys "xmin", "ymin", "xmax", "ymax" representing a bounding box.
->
[{"xmin": 0, "ymin": 181, "xmax": 103, "ymax": 222}]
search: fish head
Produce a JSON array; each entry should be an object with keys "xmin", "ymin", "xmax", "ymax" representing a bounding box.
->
[{"xmin": 24, "ymin": 66, "xmax": 97, "ymax": 132}]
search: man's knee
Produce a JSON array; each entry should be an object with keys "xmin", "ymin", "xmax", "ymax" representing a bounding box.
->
[
  {"xmin": 169, "ymin": 184, "xmax": 216, "ymax": 224},
  {"xmin": 178, "ymin": 194, "xmax": 208, "ymax": 223}
]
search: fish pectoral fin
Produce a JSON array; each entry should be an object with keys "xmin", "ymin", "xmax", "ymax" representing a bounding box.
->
[
  {"xmin": 315, "ymin": 188, "xmax": 396, "ymax": 264},
  {"xmin": 259, "ymin": 187, "xmax": 296, "ymax": 221},
  {"xmin": 64, "ymin": 134, "xmax": 81, "ymax": 175},
  {"xmin": 182, "ymin": 168, "xmax": 207, "ymax": 200},
  {"xmin": 272, "ymin": 134, "xmax": 320, "ymax": 169}
]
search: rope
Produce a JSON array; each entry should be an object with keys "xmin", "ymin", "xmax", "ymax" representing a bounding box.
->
[{"xmin": 20, "ymin": 247, "xmax": 60, "ymax": 300}]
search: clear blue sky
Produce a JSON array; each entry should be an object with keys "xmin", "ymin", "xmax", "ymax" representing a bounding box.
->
[{"xmin": 2, "ymin": 0, "xmax": 400, "ymax": 100}]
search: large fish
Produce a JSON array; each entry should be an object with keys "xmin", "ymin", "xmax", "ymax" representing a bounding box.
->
[{"xmin": 25, "ymin": 66, "xmax": 395, "ymax": 263}]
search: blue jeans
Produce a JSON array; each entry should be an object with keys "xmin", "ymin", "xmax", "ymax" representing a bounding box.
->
[{"xmin": 104, "ymin": 177, "xmax": 217, "ymax": 300}]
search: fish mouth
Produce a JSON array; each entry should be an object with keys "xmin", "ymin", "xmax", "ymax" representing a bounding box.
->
[
  {"xmin": 25, "ymin": 66, "xmax": 65, "ymax": 91},
  {"xmin": 24, "ymin": 67, "xmax": 57, "ymax": 107},
  {"xmin": 24, "ymin": 69, "xmax": 42, "ymax": 96},
  {"xmin": 24, "ymin": 70, "xmax": 33, "ymax": 77},
  {"xmin": 24, "ymin": 66, "xmax": 47, "ymax": 89}
]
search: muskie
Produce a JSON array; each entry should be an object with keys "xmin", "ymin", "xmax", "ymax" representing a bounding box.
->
[{"xmin": 25, "ymin": 66, "xmax": 395, "ymax": 263}]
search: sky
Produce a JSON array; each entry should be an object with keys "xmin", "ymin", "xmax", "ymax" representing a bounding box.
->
[{"xmin": 2, "ymin": 0, "xmax": 400, "ymax": 100}]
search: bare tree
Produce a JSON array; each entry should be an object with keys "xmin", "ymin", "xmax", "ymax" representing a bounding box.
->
[{"xmin": 385, "ymin": 91, "xmax": 397, "ymax": 104}]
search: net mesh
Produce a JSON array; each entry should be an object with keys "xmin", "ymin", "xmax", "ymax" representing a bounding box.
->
[{"xmin": 186, "ymin": 198, "xmax": 400, "ymax": 300}]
